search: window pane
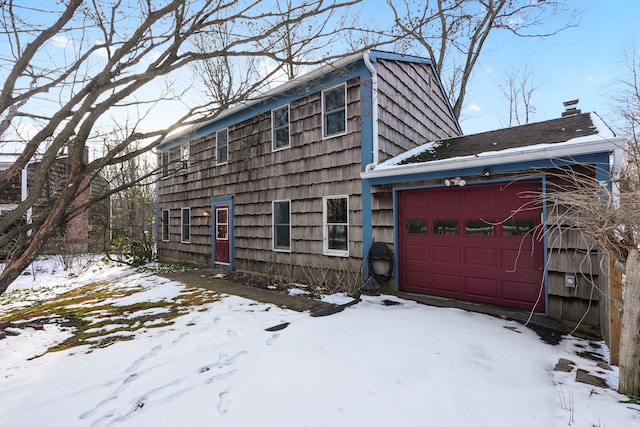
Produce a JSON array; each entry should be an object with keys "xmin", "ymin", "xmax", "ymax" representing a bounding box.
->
[
  {"xmin": 465, "ymin": 219, "xmax": 494, "ymax": 236},
  {"xmin": 182, "ymin": 208, "xmax": 190, "ymax": 241},
  {"xmin": 326, "ymin": 198, "xmax": 347, "ymax": 223},
  {"xmin": 274, "ymin": 201, "xmax": 290, "ymax": 224},
  {"xmin": 216, "ymin": 224, "xmax": 228, "ymax": 240},
  {"xmin": 217, "ymin": 209, "xmax": 227, "ymax": 224},
  {"xmin": 274, "ymin": 225, "xmax": 290, "ymax": 249},
  {"xmin": 324, "ymin": 87, "xmax": 345, "ymax": 111},
  {"xmin": 328, "ymin": 224, "xmax": 348, "ymax": 251},
  {"xmin": 274, "ymin": 128, "xmax": 289, "ymax": 149},
  {"xmin": 325, "ymin": 111, "xmax": 346, "ymax": 135},
  {"xmin": 405, "ymin": 220, "xmax": 427, "ymax": 234},
  {"xmin": 162, "ymin": 152, "xmax": 169, "ymax": 177},
  {"xmin": 273, "ymin": 107, "xmax": 288, "ymax": 127},
  {"xmin": 503, "ymin": 219, "xmax": 536, "ymax": 236},
  {"xmin": 433, "ymin": 220, "xmax": 458, "ymax": 235}
]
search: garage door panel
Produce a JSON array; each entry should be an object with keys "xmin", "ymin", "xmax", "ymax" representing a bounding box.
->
[
  {"xmin": 432, "ymin": 273, "xmax": 462, "ymax": 294},
  {"xmin": 501, "ymin": 280, "xmax": 544, "ymax": 309},
  {"xmin": 432, "ymin": 245, "xmax": 461, "ymax": 264},
  {"xmin": 464, "ymin": 247, "xmax": 498, "ymax": 267},
  {"xmin": 430, "ymin": 191, "xmax": 460, "ymax": 212},
  {"xmin": 398, "ymin": 180, "xmax": 544, "ymax": 311},
  {"xmin": 402, "ymin": 244, "xmax": 428, "ymax": 262},
  {"xmin": 500, "ymin": 248, "xmax": 539, "ymax": 271},
  {"xmin": 464, "ymin": 276, "xmax": 499, "ymax": 298},
  {"xmin": 401, "ymin": 270, "xmax": 429, "ymax": 293},
  {"xmin": 463, "ymin": 187, "xmax": 496, "ymax": 209}
]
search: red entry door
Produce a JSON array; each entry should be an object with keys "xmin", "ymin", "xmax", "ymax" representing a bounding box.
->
[{"xmin": 214, "ymin": 205, "xmax": 230, "ymax": 264}]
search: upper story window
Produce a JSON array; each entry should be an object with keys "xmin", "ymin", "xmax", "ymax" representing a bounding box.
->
[
  {"xmin": 323, "ymin": 195, "xmax": 349, "ymax": 256},
  {"xmin": 161, "ymin": 151, "xmax": 170, "ymax": 177},
  {"xmin": 272, "ymin": 105, "xmax": 290, "ymax": 151},
  {"xmin": 181, "ymin": 207, "xmax": 190, "ymax": 243},
  {"xmin": 216, "ymin": 128, "xmax": 228, "ymax": 164},
  {"xmin": 273, "ymin": 200, "xmax": 291, "ymax": 251},
  {"xmin": 322, "ymin": 84, "xmax": 346, "ymax": 138},
  {"xmin": 180, "ymin": 143, "xmax": 190, "ymax": 170}
]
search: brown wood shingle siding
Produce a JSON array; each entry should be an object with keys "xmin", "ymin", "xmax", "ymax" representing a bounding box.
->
[
  {"xmin": 376, "ymin": 59, "xmax": 460, "ymax": 163},
  {"xmin": 158, "ymin": 78, "xmax": 364, "ymax": 283}
]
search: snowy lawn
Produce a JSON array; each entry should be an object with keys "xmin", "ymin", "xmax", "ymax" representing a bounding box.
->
[{"xmin": 1, "ymin": 256, "xmax": 639, "ymax": 427}]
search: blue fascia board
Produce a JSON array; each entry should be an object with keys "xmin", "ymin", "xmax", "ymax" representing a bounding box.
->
[
  {"xmin": 363, "ymin": 152, "xmax": 612, "ymax": 187},
  {"xmin": 158, "ymin": 60, "xmax": 368, "ymax": 152}
]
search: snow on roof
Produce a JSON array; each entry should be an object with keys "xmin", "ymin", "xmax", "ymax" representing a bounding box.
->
[{"xmin": 373, "ymin": 112, "xmax": 620, "ymax": 172}]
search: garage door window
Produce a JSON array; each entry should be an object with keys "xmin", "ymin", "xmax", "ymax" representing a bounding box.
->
[
  {"xmin": 503, "ymin": 218, "xmax": 536, "ymax": 236},
  {"xmin": 405, "ymin": 220, "xmax": 426, "ymax": 234},
  {"xmin": 465, "ymin": 219, "xmax": 494, "ymax": 236},
  {"xmin": 433, "ymin": 220, "xmax": 458, "ymax": 235}
]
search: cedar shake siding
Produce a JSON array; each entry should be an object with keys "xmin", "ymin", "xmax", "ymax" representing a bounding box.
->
[{"xmin": 156, "ymin": 51, "xmax": 461, "ymax": 288}]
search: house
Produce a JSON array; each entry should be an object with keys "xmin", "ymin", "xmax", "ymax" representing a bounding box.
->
[
  {"xmin": 156, "ymin": 50, "xmax": 622, "ymax": 333},
  {"xmin": 156, "ymin": 50, "xmax": 461, "ymax": 282},
  {"xmin": 0, "ymin": 152, "xmax": 110, "ymax": 255}
]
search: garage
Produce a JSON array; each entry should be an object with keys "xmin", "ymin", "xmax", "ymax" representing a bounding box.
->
[{"xmin": 398, "ymin": 180, "xmax": 545, "ymax": 311}]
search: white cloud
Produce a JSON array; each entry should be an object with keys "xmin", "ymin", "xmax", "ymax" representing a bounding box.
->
[
  {"xmin": 50, "ymin": 35, "xmax": 73, "ymax": 49},
  {"xmin": 466, "ymin": 102, "xmax": 483, "ymax": 113}
]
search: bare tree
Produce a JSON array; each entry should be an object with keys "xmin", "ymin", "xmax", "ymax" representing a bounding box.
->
[
  {"xmin": 0, "ymin": 0, "xmax": 364, "ymax": 294},
  {"xmin": 388, "ymin": 0, "xmax": 578, "ymax": 118},
  {"xmin": 542, "ymin": 46, "xmax": 640, "ymax": 395},
  {"xmin": 498, "ymin": 63, "xmax": 539, "ymax": 127}
]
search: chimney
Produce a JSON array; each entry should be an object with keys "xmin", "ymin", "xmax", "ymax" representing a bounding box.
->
[{"xmin": 562, "ymin": 99, "xmax": 581, "ymax": 117}]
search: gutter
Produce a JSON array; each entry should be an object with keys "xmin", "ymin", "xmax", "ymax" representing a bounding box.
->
[
  {"xmin": 361, "ymin": 136, "xmax": 625, "ymax": 180},
  {"xmin": 363, "ymin": 51, "xmax": 379, "ymax": 169}
]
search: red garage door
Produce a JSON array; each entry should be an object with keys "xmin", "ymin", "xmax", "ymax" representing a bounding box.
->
[{"xmin": 398, "ymin": 180, "xmax": 545, "ymax": 311}]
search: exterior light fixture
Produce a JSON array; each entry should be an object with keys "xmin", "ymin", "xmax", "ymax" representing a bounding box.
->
[
  {"xmin": 203, "ymin": 209, "xmax": 211, "ymax": 217},
  {"xmin": 444, "ymin": 177, "xmax": 466, "ymax": 187}
]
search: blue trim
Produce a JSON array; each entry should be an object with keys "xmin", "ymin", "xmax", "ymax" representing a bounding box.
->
[
  {"xmin": 210, "ymin": 196, "xmax": 234, "ymax": 271},
  {"xmin": 360, "ymin": 65, "xmax": 374, "ymax": 170},
  {"xmin": 542, "ymin": 175, "xmax": 549, "ymax": 314},
  {"xmin": 364, "ymin": 153, "xmax": 611, "ymax": 187},
  {"xmin": 361, "ymin": 180, "xmax": 373, "ymax": 279},
  {"xmin": 392, "ymin": 189, "xmax": 400, "ymax": 292},
  {"xmin": 154, "ymin": 176, "xmax": 160, "ymax": 250}
]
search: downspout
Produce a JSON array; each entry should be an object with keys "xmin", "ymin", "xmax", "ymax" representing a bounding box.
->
[{"xmin": 363, "ymin": 51, "xmax": 379, "ymax": 170}]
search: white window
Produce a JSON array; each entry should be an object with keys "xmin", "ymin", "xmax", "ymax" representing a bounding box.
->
[
  {"xmin": 272, "ymin": 105, "xmax": 290, "ymax": 151},
  {"xmin": 323, "ymin": 195, "xmax": 348, "ymax": 256},
  {"xmin": 273, "ymin": 200, "xmax": 291, "ymax": 251},
  {"xmin": 181, "ymin": 207, "xmax": 190, "ymax": 243},
  {"xmin": 322, "ymin": 84, "xmax": 346, "ymax": 138},
  {"xmin": 161, "ymin": 209, "xmax": 170, "ymax": 242},
  {"xmin": 216, "ymin": 129, "xmax": 228, "ymax": 164}
]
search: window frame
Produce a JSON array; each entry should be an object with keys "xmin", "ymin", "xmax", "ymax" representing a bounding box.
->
[
  {"xmin": 322, "ymin": 83, "xmax": 347, "ymax": 139},
  {"xmin": 216, "ymin": 128, "xmax": 228, "ymax": 165},
  {"xmin": 272, "ymin": 200, "xmax": 291, "ymax": 252},
  {"xmin": 323, "ymin": 195, "xmax": 349, "ymax": 257},
  {"xmin": 161, "ymin": 209, "xmax": 170, "ymax": 242},
  {"xmin": 272, "ymin": 105, "xmax": 291, "ymax": 151},
  {"xmin": 181, "ymin": 207, "xmax": 191, "ymax": 243}
]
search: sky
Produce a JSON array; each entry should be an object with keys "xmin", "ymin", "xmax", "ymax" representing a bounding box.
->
[
  {"xmin": 1, "ymin": 257, "xmax": 639, "ymax": 426},
  {"xmin": 452, "ymin": 0, "xmax": 640, "ymax": 135}
]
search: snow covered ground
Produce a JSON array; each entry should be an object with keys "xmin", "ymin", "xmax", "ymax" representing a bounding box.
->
[{"xmin": 0, "ymin": 256, "xmax": 638, "ymax": 427}]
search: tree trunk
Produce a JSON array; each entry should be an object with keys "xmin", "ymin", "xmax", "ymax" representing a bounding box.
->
[{"xmin": 619, "ymin": 248, "xmax": 640, "ymax": 396}]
